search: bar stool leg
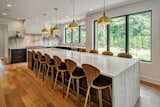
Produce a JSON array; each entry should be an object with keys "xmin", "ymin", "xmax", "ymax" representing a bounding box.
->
[
  {"xmin": 42, "ymin": 64, "xmax": 45, "ymax": 81},
  {"xmin": 46, "ymin": 66, "xmax": 50, "ymax": 81},
  {"xmin": 54, "ymin": 71, "xmax": 59, "ymax": 89},
  {"xmin": 61, "ymin": 72, "xmax": 65, "ymax": 97},
  {"xmin": 33, "ymin": 61, "xmax": 36, "ymax": 72},
  {"xmin": 98, "ymin": 89, "xmax": 103, "ymax": 107},
  {"xmin": 38, "ymin": 63, "xmax": 42, "ymax": 77},
  {"xmin": 84, "ymin": 86, "xmax": 91, "ymax": 107},
  {"xmin": 51, "ymin": 67, "xmax": 54, "ymax": 88},
  {"xmin": 72, "ymin": 79, "xmax": 75, "ymax": 91},
  {"xmin": 35, "ymin": 61, "xmax": 38, "ymax": 73},
  {"xmin": 76, "ymin": 79, "xmax": 80, "ymax": 98},
  {"xmin": 65, "ymin": 77, "xmax": 72, "ymax": 99}
]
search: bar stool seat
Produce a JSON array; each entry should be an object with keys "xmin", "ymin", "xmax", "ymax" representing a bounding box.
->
[
  {"xmin": 58, "ymin": 62, "xmax": 67, "ymax": 70},
  {"xmin": 72, "ymin": 67, "xmax": 85, "ymax": 77},
  {"xmin": 48, "ymin": 59, "xmax": 55, "ymax": 65},
  {"xmin": 41, "ymin": 56, "xmax": 46, "ymax": 62},
  {"xmin": 93, "ymin": 75, "xmax": 112, "ymax": 88}
]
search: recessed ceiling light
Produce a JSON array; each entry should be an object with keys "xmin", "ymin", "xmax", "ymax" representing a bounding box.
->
[
  {"xmin": 2, "ymin": 12, "xmax": 7, "ymax": 16},
  {"xmin": 89, "ymin": 8, "xmax": 93, "ymax": 11},
  {"xmin": 7, "ymin": 4, "xmax": 12, "ymax": 7},
  {"xmin": 17, "ymin": 18, "xmax": 25, "ymax": 21},
  {"xmin": 65, "ymin": 16, "xmax": 69, "ymax": 18}
]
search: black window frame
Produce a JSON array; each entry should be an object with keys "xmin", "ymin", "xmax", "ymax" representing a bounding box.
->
[{"xmin": 93, "ymin": 10, "xmax": 152, "ymax": 62}]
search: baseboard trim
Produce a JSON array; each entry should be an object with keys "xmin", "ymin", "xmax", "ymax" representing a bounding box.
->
[{"xmin": 141, "ymin": 75, "xmax": 160, "ymax": 86}]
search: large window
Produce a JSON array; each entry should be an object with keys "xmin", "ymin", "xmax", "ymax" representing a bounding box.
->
[
  {"xmin": 94, "ymin": 11, "xmax": 152, "ymax": 61},
  {"xmin": 65, "ymin": 25, "xmax": 86, "ymax": 45},
  {"xmin": 65, "ymin": 28, "xmax": 72, "ymax": 44},
  {"xmin": 72, "ymin": 28, "xmax": 79, "ymax": 43},
  {"xmin": 80, "ymin": 26, "xmax": 86, "ymax": 44},
  {"xmin": 128, "ymin": 12, "xmax": 151, "ymax": 61},
  {"xmin": 110, "ymin": 16, "xmax": 126, "ymax": 55},
  {"xmin": 95, "ymin": 24, "xmax": 108, "ymax": 53}
]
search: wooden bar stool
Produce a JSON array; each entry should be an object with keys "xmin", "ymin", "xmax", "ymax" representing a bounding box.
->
[
  {"xmin": 89, "ymin": 50, "xmax": 98, "ymax": 54},
  {"xmin": 53, "ymin": 56, "xmax": 67, "ymax": 90},
  {"xmin": 82, "ymin": 64, "xmax": 112, "ymax": 107},
  {"xmin": 79, "ymin": 48, "xmax": 87, "ymax": 52},
  {"xmin": 102, "ymin": 51, "xmax": 113, "ymax": 56},
  {"xmin": 44, "ymin": 54, "xmax": 55, "ymax": 88},
  {"xmin": 117, "ymin": 53, "xmax": 132, "ymax": 58},
  {"xmin": 32, "ymin": 50, "xmax": 39, "ymax": 74},
  {"xmin": 37, "ymin": 51, "xmax": 47, "ymax": 80},
  {"xmin": 65, "ymin": 59, "xmax": 85, "ymax": 99}
]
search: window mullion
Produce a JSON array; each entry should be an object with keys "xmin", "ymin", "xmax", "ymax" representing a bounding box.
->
[
  {"xmin": 126, "ymin": 15, "xmax": 129, "ymax": 53},
  {"xmin": 107, "ymin": 25, "xmax": 110, "ymax": 51},
  {"xmin": 79, "ymin": 26, "xmax": 81, "ymax": 43},
  {"xmin": 71, "ymin": 29, "xmax": 73, "ymax": 43}
]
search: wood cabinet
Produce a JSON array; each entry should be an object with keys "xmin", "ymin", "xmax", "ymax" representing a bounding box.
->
[{"xmin": 9, "ymin": 48, "xmax": 27, "ymax": 64}]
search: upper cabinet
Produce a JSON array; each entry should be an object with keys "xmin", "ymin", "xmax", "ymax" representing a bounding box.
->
[{"xmin": 24, "ymin": 18, "xmax": 42, "ymax": 34}]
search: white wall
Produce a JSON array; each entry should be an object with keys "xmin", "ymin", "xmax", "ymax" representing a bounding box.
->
[{"xmin": 85, "ymin": 0, "xmax": 160, "ymax": 85}]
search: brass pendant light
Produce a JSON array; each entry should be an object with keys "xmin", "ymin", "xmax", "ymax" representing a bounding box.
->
[
  {"xmin": 41, "ymin": 13, "xmax": 49, "ymax": 33},
  {"xmin": 41, "ymin": 27, "xmax": 49, "ymax": 33},
  {"xmin": 68, "ymin": 0, "xmax": 78, "ymax": 29},
  {"xmin": 97, "ymin": 0, "xmax": 112, "ymax": 25},
  {"xmin": 51, "ymin": 8, "xmax": 60, "ymax": 33}
]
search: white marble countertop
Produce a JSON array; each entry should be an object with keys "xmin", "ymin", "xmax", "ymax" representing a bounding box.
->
[{"xmin": 29, "ymin": 48, "xmax": 139, "ymax": 78}]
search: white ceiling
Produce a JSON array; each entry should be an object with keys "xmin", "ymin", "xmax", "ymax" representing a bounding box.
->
[{"xmin": 0, "ymin": 0, "xmax": 143, "ymax": 24}]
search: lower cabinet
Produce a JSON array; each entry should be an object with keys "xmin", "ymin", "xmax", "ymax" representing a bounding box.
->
[{"xmin": 9, "ymin": 48, "xmax": 27, "ymax": 64}]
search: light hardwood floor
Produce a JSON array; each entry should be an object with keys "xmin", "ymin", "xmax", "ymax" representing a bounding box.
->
[{"xmin": 0, "ymin": 61, "xmax": 160, "ymax": 107}]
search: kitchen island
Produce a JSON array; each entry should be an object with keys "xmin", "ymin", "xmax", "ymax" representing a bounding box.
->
[{"xmin": 28, "ymin": 48, "xmax": 140, "ymax": 107}]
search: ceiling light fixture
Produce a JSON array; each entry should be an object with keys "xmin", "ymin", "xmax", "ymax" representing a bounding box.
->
[
  {"xmin": 89, "ymin": 8, "xmax": 93, "ymax": 11},
  {"xmin": 41, "ymin": 13, "xmax": 49, "ymax": 33},
  {"xmin": 7, "ymin": 4, "xmax": 12, "ymax": 7},
  {"xmin": 2, "ymin": 12, "xmax": 7, "ymax": 16},
  {"xmin": 97, "ymin": 0, "xmax": 112, "ymax": 25},
  {"xmin": 51, "ymin": 8, "xmax": 60, "ymax": 34},
  {"xmin": 68, "ymin": 0, "xmax": 78, "ymax": 29}
]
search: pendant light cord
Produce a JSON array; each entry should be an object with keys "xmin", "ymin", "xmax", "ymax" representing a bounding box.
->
[
  {"xmin": 72, "ymin": 0, "xmax": 75, "ymax": 21},
  {"xmin": 103, "ymin": 0, "xmax": 106, "ymax": 15},
  {"xmin": 54, "ymin": 8, "xmax": 58, "ymax": 25}
]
